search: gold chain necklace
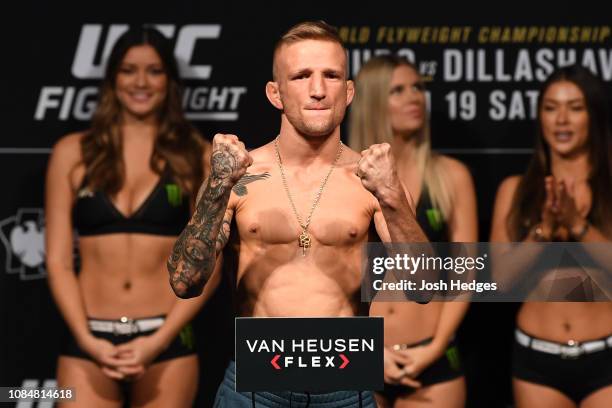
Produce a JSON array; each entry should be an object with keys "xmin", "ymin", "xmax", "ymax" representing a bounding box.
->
[{"xmin": 274, "ymin": 136, "xmax": 343, "ymax": 256}]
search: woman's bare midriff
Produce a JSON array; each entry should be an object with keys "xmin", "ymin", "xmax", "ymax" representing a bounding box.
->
[
  {"xmin": 518, "ymin": 302, "xmax": 612, "ymax": 342},
  {"xmin": 370, "ymin": 302, "xmax": 442, "ymax": 345},
  {"xmin": 77, "ymin": 233, "xmax": 177, "ymax": 319}
]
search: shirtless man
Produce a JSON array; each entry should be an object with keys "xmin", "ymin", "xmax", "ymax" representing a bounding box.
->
[{"xmin": 168, "ymin": 21, "xmax": 428, "ymax": 407}]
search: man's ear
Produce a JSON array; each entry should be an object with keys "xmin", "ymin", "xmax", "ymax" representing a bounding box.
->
[
  {"xmin": 346, "ymin": 80, "xmax": 355, "ymax": 106},
  {"xmin": 266, "ymin": 81, "xmax": 283, "ymax": 110}
]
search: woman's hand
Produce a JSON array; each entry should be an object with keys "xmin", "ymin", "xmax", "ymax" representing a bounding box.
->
[
  {"xmin": 394, "ymin": 343, "xmax": 443, "ymax": 381},
  {"xmin": 115, "ymin": 334, "xmax": 167, "ymax": 373},
  {"xmin": 383, "ymin": 347, "xmax": 422, "ymax": 388},
  {"xmin": 553, "ymin": 178, "xmax": 585, "ymax": 234},
  {"xmin": 537, "ymin": 176, "xmax": 558, "ymax": 240},
  {"xmin": 78, "ymin": 335, "xmax": 138, "ymax": 380}
]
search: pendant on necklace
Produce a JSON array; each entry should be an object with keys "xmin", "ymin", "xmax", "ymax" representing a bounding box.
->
[{"xmin": 298, "ymin": 230, "xmax": 312, "ymax": 256}]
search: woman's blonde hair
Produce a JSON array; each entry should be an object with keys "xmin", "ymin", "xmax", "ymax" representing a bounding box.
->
[{"xmin": 348, "ymin": 55, "xmax": 452, "ymax": 219}]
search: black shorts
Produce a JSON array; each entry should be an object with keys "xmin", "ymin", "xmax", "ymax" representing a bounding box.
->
[
  {"xmin": 379, "ymin": 338, "xmax": 463, "ymax": 400},
  {"xmin": 512, "ymin": 328, "xmax": 612, "ymax": 403},
  {"xmin": 60, "ymin": 315, "xmax": 196, "ymax": 364}
]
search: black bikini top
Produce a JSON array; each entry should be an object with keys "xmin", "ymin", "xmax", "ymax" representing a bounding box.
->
[{"xmin": 72, "ymin": 166, "xmax": 191, "ymax": 237}]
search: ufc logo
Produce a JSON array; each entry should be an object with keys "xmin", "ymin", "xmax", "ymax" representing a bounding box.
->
[{"xmin": 71, "ymin": 24, "xmax": 221, "ymax": 79}]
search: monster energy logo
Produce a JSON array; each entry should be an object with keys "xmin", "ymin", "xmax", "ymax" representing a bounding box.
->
[
  {"xmin": 165, "ymin": 184, "xmax": 182, "ymax": 207},
  {"xmin": 426, "ymin": 208, "xmax": 443, "ymax": 231},
  {"xmin": 445, "ymin": 345, "xmax": 461, "ymax": 371},
  {"xmin": 179, "ymin": 323, "xmax": 195, "ymax": 350}
]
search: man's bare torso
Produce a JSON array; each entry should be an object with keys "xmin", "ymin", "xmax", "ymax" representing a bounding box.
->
[{"xmin": 226, "ymin": 142, "xmax": 378, "ymax": 317}]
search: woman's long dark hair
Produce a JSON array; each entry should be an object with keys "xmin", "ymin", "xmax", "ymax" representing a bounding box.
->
[
  {"xmin": 80, "ymin": 26, "xmax": 206, "ymax": 198},
  {"xmin": 508, "ymin": 65, "xmax": 612, "ymax": 240}
]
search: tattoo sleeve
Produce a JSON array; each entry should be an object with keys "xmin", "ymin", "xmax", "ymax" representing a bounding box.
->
[{"xmin": 167, "ymin": 148, "xmax": 236, "ymax": 298}]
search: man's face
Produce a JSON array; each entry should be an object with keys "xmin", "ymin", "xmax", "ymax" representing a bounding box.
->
[{"xmin": 272, "ymin": 39, "xmax": 353, "ymax": 137}]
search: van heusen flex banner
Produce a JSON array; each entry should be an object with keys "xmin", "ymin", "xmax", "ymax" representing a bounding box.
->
[{"xmin": 235, "ymin": 317, "xmax": 383, "ymax": 392}]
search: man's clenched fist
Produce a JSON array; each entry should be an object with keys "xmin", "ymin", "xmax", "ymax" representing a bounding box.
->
[
  {"xmin": 356, "ymin": 143, "xmax": 400, "ymax": 198},
  {"xmin": 211, "ymin": 134, "xmax": 253, "ymax": 185}
]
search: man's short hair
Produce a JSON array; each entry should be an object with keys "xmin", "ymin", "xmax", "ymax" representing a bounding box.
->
[{"xmin": 272, "ymin": 21, "xmax": 345, "ymax": 80}]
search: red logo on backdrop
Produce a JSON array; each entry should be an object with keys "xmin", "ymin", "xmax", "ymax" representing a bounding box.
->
[{"xmin": 269, "ymin": 353, "xmax": 350, "ymax": 370}]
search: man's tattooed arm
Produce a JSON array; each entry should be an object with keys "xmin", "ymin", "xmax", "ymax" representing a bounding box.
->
[{"xmin": 167, "ymin": 145, "xmax": 238, "ymax": 298}]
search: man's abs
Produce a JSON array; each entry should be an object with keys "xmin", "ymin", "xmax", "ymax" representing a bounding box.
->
[{"xmin": 235, "ymin": 245, "xmax": 363, "ymax": 317}]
